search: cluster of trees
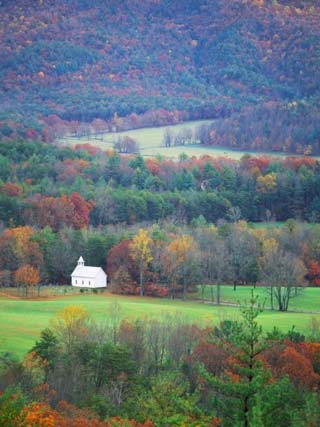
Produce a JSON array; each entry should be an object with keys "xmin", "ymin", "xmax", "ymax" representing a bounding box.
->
[
  {"xmin": 0, "ymin": 225, "xmax": 119, "ymax": 286},
  {"xmin": 196, "ymin": 102, "xmax": 320, "ymax": 155},
  {"xmin": 0, "ymin": 109, "xmax": 186, "ymax": 145},
  {"xmin": 163, "ymin": 126, "xmax": 194, "ymax": 147},
  {"xmin": 1, "ymin": 300, "xmax": 320, "ymax": 426},
  {"xmin": 114, "ymin": 136, "xmax": 140, "ymax": 154},
  {"xmin": 108, "ymin": 221, "xmax": 318, "ymax": 311},
  {"xmin": 1, "ymin": 219, "xmax": 320, "ymax": 311},
  {"xmin": 0, "ymin": 0, "xmax": 319, "ymax": 153}
]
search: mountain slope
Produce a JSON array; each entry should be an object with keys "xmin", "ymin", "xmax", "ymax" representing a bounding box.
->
[{"xmin": 0, "ymin": 0, "xmax": 319, "ymax": 153}]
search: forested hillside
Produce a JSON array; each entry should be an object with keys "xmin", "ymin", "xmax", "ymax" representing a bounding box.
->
[{"xmin": 0, "ymin": 0, "xmax": 319, "ymax": 153}]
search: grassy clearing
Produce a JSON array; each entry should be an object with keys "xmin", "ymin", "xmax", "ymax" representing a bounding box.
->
[
  {"xmin": 198, "ymin": 285, "xmax": 320, "ymax": 312},
  {"xmin": 248, "ymin": 221, "xmax": 319, "ymax": 230},
  {"xmin": 1, "ymin": 292, "xmax": 319, "ymax": 358},
  {"xmin": 59, "ymin": 120, "xmax": 299, "ymax": 160}
]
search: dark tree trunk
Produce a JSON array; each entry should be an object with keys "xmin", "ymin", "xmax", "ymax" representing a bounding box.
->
[{"xmin": 210, "ymin": 285, "xmax": 214, "ymax": 304}]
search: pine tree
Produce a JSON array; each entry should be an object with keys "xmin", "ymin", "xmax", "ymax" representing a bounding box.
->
[{"xmin": 209, "ymin": 291, "xmax": 270, "ymax": 427}]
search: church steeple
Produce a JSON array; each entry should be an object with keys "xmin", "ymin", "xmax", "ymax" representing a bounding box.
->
[{"xmin": 77, "ymin": 256, "xmax": 85, "ymax": 267}]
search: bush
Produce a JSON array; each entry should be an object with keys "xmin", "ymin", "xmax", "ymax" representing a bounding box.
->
[{"xmin": 144, "ymin": 282, "xmax": 169, "ymax": 297}]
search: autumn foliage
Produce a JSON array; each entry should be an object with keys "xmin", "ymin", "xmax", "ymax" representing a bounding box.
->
[
  {"xmin": 0, "ymin": 0, "xmax": 319, "ymax": 155},
  {"xmin": 130, "ymin": 229, "xmax": 153, "ymax": 296},
  {"xmin": 18, "ymin": 401, "xmax": 152, "ymax": 427},
  {"xmin": 28, "ymin": 193, "xmax": 92, "ymax": 231},
  {"xmin": 107, "ymin": 240, "xmax": 138, "ymax": 290},
  {"xmin": 276, "ymin": 345, "xmax": 320, "ymax": 389},
  {"xmin": 0, "ymin": 183, "xmax": 22, "ymax": 197},
  {"xmin": 14, "ymin": 264, "xmax": 39, "ymax": 287},
  {"xmin": 308, "ymin": 260, "xmax": 320, "ymax": 286}
]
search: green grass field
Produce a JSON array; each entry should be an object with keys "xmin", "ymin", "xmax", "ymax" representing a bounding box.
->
[
  {"xmin": 197, "ymin": 285, "xmax": 320, "ymax": 312},
  {"xmin": 59, "ymin": 120, "xmax": 301, "ymax": 160},
  {"xmin": 1, "ymin": 290, "xmax": 319, "ymax": 358}
]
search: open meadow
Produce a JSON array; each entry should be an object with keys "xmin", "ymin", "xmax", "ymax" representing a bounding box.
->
[
  {"xmin": 198, "ymin": 285, "xmax": 320, "ymax": 312},
  {"xmin": 59, "ymin": 120, "xmax": 304, "ymax": 160},
  {"xmin": 1, "ymin": 287, "xmax": 319, "ymax": 358}
]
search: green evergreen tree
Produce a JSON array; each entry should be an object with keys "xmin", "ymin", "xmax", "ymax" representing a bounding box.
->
[{"xmin": 209, "ymin": 291, "xmax": 270, "ymax": 427}]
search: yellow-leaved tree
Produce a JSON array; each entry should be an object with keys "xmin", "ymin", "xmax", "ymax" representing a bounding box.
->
[
  {"xmin": 130, "ymin": 228, "xmax": 153, "ymax": 296},
  {"xmin": 257, "ymin": 173, "xmax": 277, "ymax": 193},
  {"xmin": 166, "ymin": 234, "xmax": 194, "ymax": 299},
  {"xmin": 51, "ymin": 305, "xmax": 90, "ymax": 351}
]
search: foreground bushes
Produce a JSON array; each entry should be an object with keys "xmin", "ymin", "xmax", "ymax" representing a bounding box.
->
[{"xmin": 1, "ymin": 300, "xmax": 320, "ymax": 426}]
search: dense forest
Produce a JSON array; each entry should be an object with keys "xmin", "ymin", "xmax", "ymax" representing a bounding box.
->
[
  {"xmin": 0, "ymin": 0, "xmax": 319, "ymax": 153},
  {"xmin": 2, "ymin": 141, "xmax": 320, "ymax": 228}
]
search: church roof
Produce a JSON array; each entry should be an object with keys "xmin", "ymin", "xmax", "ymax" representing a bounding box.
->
[{"xmin": 71, "ymin": 265, "xmax": 106, "ymax": 278}]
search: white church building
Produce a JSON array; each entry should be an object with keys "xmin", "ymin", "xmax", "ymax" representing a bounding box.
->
[{"xmin": 71, "ymin": 256, "xmax": 107, "ymax": 288}]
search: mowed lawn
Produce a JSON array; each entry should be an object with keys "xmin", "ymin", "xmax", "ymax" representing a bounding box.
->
[{"xmin": 1, "ymin": 292, "xmax": 319, "ymax": 358}]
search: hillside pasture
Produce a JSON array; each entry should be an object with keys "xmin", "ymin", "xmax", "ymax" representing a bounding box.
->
[{"xmin": 1, "ymin": 291, "xmax": 319, "ymax": 358}]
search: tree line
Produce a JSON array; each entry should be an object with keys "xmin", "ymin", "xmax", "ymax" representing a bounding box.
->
[
  {"xmin": 1, "ymin": 141, "xmax": 320, "ymax": 231},
  {"xmin": 1, "ymin": 220, "xmax": 319, "ymax": 311}
]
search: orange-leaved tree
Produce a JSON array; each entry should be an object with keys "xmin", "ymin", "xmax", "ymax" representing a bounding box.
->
[
  {"xmin": 14, "ymin": 264, "xmax": 40, "ymax": 298},
  {"xmin": 308, "ymin": 260, "xmax": 320, "ymax": 286},
  {"xmin": 5, "ymin": 226, "xmax": 43, "ymax": 268},
  {"xmin": 69, "ymin": 192, "xmax": 92, "ymax": 229},
  {"xmin": 0, "ymin": 182, "xmax": 23, "ymax": 197},
  {"xmin": 19, "ymin": 401, "xmax": 109, "ymax": 427},
  {"xmin": 18, "ymin": 402, "xmax": 58, "ymax": 427}
]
